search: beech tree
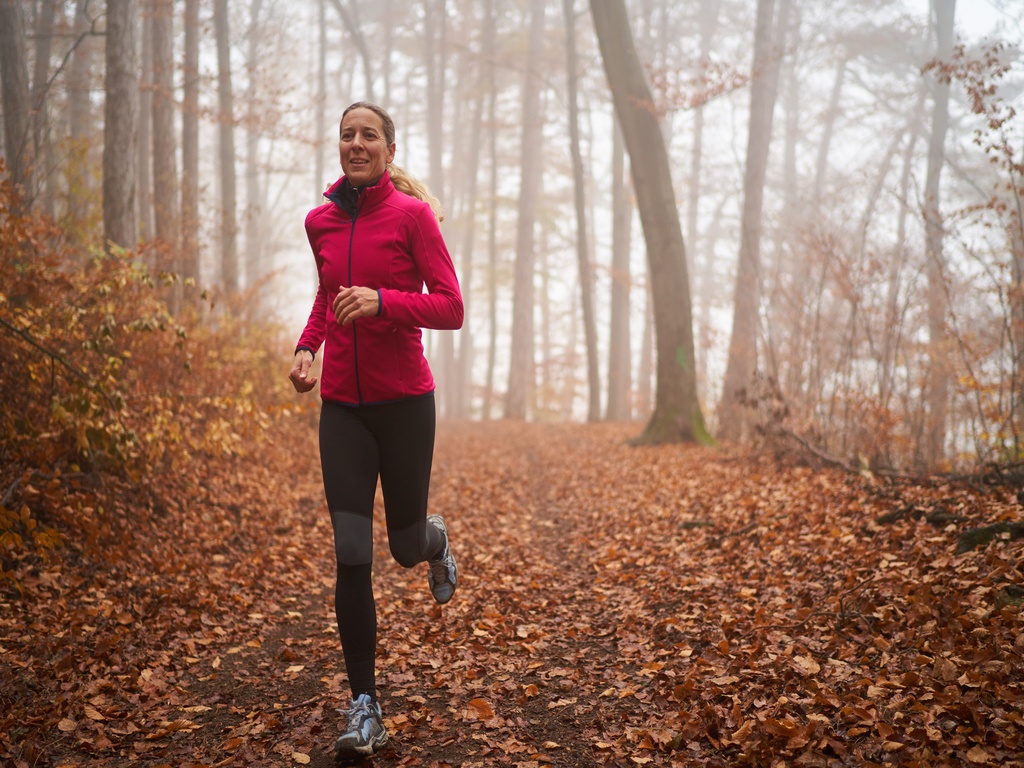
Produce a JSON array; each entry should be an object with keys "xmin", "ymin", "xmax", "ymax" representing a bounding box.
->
[
  {"xmin": 151, "ymin": 0, "xmax": 179, "ymax": 254},
  {"xmin": 718, "ymin": 0, "xmax": 786, "ymax": 440},
  {"xmin": 564, "ymin": 0, "xmax": 600, "ymax": 422},
  {"xmin": 137, "ymin": 4, "xmax": 152, "ymax": 240},
  {"xmin": 214, "ymin": 0, "xmax": 239, "ymax": 292},
  {"xmin": 605, "ymin": 119, "xmax": 632, "ymax": 422},
  {"xmin": 30, "ymin": 0, "xmax": 56, "ymax": 216},
  {"xmin": 244, "ymin": 0, "xmax": 266, "ymax": 290},
  {"xmin": 0, "ymin": 0, "xmax": 33, "ymax": 205},
  {"xmin": 922, "ymin": 0, "xmax": 956, "ymax": 468},
  {"xmin": 102, "ymin": 0, "xmax": 138, "ymax": 251},
  {"xmin": 505, "ymin": 0, "xmax": 547, "ymax": 420},
  {"xmin": 425, "ymin": 0, "xmax": 456, "ymax": 417},
  {"xmin": 314, "ymin": 0, "xmax": 327, "ymax": 207},
  {"xmin": 482, "ymin": 0, "xmax": 501, "ymax": 419},
  {"xmin": 443, "ymin": 2, "xmax": 494, "ymax": 420},
  {"xmin": 589, "ymin": 0, "xmax": 707, "ymax": 444},
  {"xmin": 688, "ymin": 0, "xmax": 721, "ymax": 383},
  {"xmin": 67, "ymin": 0, "xmax": 96, "ymax": 227},
  {"xmin": 181, "ymin": 0, "xmax": 200, "ymax": 282}
]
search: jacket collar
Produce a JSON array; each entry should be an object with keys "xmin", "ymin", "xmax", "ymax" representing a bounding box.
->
[{"xmin": 325, "ymin": 172, "xmax": 393, "ymax": 218}]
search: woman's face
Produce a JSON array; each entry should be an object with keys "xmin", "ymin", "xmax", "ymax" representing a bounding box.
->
[{"xmin": 339, "ymin": 108, "xmax": 396, "ymax": 187}]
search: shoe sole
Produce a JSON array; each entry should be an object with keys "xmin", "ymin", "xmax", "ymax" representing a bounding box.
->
[{"xmin": 335, "ymin": 732, "xmax": 387, "ymax": 762}]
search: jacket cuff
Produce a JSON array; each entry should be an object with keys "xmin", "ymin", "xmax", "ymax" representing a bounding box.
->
[
  {"xmin": 295, "ymin": 345, "xmax": 316, "ymax": 361},
  {"xmin": 375, "ymin": 289, "xmax": 383, "ymax": 317}
]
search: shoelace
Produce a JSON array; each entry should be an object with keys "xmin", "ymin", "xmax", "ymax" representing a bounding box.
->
[
  {"xmin": 342, "ymin": 697, "xmax": 377, "ymax": 732},
  {"xmin": 430, "ymin": 547, "xmax": 452, "ymax": 574}
]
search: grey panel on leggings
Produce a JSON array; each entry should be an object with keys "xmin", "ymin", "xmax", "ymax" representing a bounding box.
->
[{"xmin": 331, "ymin": 510, "xmax": 373, "ymax": 565}]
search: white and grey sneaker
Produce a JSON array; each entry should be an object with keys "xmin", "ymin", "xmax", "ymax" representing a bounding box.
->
[
  {"xmin": 426, "ymin": 514, "xmax": 457, "ymax": 604},
  {"xmin": 334, "ymin": 693, "xmax": 387, "ymax": 760}
]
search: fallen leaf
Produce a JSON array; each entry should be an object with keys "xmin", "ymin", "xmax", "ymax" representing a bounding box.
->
[
  {"xmin": 547, "ymin": 698, "xmax": 577, "ymax": 709},
  {"xmin": 794, "ymin": 655, "xmax": 820, "ymax": 675},
  {"xmin": 466, "ymin": 698, "xmax": 494, "ymax": 720},
  {"xmin": 967, "ymin": 746, "xmax": 991, "ymax": 764}
]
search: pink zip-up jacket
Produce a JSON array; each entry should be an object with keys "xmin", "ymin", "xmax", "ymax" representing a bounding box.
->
[{"xmin": 295, "ymin": 172, "xmax": 463, "ymax": 405}]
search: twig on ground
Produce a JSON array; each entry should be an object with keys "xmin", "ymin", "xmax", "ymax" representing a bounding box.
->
[
  {"xmin": 738, "ymin": 573, "xmax": 879, "ymax": 640},
  {"xmin": 2, "ymin": 475, "xmax": 23, "ymax": 508},
  {"xmin": 706, "ymin": 520, "xmax": 759, "ymax": 548},
  {"xmin": 269, "ymin": 694, "xmax": 324, "ymax": 713}
]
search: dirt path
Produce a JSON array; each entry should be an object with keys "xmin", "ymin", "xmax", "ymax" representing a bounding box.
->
[{"xmin": 154, "ymin": 421, "xmax": 691, "ymax": 768}]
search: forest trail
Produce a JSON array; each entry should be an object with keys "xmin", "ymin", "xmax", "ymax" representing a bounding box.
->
[{"xmin": 2, "ymin": 421, "xmax": 1023, "ymax": 768}]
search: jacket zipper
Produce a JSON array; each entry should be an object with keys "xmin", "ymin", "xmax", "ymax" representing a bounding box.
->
[{"xmin": 347, "ymin": 193, "xmax": 365, "ymax": 405}]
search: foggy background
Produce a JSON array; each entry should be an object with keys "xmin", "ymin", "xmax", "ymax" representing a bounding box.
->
[{"xmin": 3, "ymin": 0, "xmax": 1023, "ymax": 469}]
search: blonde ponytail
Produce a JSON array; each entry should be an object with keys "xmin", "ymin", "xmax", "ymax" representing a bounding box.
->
[{"xmin": 388, "ymin": 164, "xmax": 445, "ymax": 222}]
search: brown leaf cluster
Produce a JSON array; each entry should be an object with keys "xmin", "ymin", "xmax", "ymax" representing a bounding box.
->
[
  {"xmin": 0, "ymin": 180, "xmax": 309, "ymax": 582},
  {"xmin": 2, "ymin": 421, "xmax": 1023, "ymax": 767}
]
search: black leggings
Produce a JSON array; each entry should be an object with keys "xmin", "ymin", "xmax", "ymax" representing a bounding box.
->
[{"xmin": 319, "ymin": 394, "xmax": 443, "ymax": 700}]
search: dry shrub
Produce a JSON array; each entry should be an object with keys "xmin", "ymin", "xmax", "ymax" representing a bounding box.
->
[{"xmin": 0, "ymin": 180, "xmax": 310, "ymax": 582}]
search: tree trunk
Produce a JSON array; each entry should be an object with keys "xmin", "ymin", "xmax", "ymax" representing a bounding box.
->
[
  {"xmin": 102, "ymin": 0, "xmax": 138, "ymax": 252},
  {"xmin": 68, "ymin": 0, "xmax": 95, "ymax": 227},
  {"xmin": 214, "ymin": 0, "xmax": 239, "ymax": 292},
  {"xmin": 31, "ymin": 0, "xmax": 56, "ymax": 217},
  {"xmin": 425, "ymin": 0, "xmax": 456, "ymax": 417},
  {"xmin": 778, "ymin": 4, "xmax": 802, "ymax": 399},
  {"xmin": 1011, "ymin": 192, "xmax": 1024, "ymax": 454},
  {"xmin": 688, "ymin": 0, "xmax": 721, "ymax": 383},
  {"xmin": 0, "ymin": 0, "xmax": 34, "ymax": 206},
  {"xmin": 483, "ymin": 4, "xmax": 500, "ymax": 420},
  {"xmin": 781, "ymin": 9, "xmax": 799, "ymax": 219},
  {"xmin": 922, "ymin": 0, "xmax": 956, "ymax": 468},
  {"xmin": 505, "ymin": 0, "xmax": 546, "ymax": 420},
  {"xmin": 181, "ymin": 0, "xmax": 200, "ymax": 282},
  {"xmin": 314, "ymin": 0, "xmax": 326, "ymax": 205},
  {"xmin": 151, "ymin": 0, "xmax": 178, "ymax": 251},
  {"xmin": 424, "ymin": 0, "xmax": 445, "ymax": 201},
  {"xmin": 137, "ymin": 4, "xmax": 153, "ymax": 241},
  {"xmin": 718, "ymin": 0, "xmax": 784, "ymax": 441},
  {"xmin": 879, "ymin": 96, "xmax": 925, "ymax": 419},
  {"xmin": 637, "ymin": 284, "xmax": 653, "ymax": 418},
  {"xmin": 245, "ymin": 0, "xmax": 266, "ymax": 293},
  {"xmin": 564, "ymin": 0, "xmax": 601, "ymax": 422},
  {"xmin": 605, "ymin": 117, "xmax": 632, "ymax": 421},
  {"xmin": 590, "ymin": 0, "xmax": 707, "ymax": 445},
  {"xmin": 539, "ymin": 229, "xmax": 555, "ymax": 414},
  {"xmin": 447, "ymin": 0, "xmax": 493, "ymax": 420}
]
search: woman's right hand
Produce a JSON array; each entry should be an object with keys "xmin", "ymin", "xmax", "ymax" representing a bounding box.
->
[{"xmin": 289, "ymin": 350, "xmax": 318, "ymax": 393}]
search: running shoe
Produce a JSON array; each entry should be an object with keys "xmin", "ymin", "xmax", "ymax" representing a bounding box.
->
[
  {"xmin": 334, "ymin": 693, "xmax": 387, "ymax": 759},
  {"xmin": 426, "ymin": 514, "xmax": 457, "ymax": 604}
]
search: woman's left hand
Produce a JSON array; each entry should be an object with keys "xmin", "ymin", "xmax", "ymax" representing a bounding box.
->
[{"xmin": 333, "ymin": 286, "xmax": 380, "ymax": 325}]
